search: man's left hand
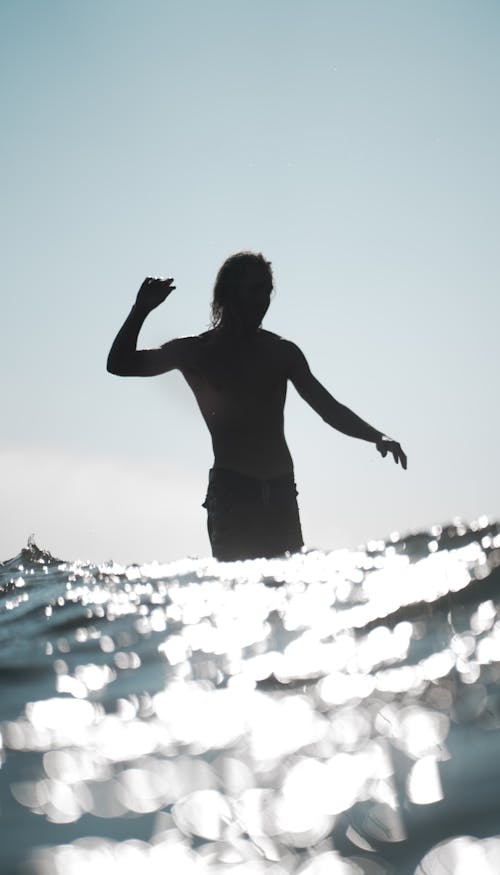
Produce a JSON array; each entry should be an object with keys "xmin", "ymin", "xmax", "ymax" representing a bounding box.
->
[{"xmin": 376, "ymin": 436, "xmax": 407, "ymax": 469}]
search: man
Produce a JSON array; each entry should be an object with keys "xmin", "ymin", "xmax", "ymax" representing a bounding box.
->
[{"xmin": 107, "ymin": 252, "xmax": 407, "ymax": 561}]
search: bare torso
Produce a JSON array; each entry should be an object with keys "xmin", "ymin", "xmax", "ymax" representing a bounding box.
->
[{"xmin": 180, "ymin": 328, "xmax": 294, "ymax": 479}]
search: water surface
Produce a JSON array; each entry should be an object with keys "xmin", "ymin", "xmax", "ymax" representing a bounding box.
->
[{"xmin": 1, "ymin": 519, "xmax": 500, "ymax": 874}]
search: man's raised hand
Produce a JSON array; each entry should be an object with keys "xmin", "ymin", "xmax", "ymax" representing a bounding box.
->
[
  {"xmin": 136, "ymin": 277, "xmax": 176, "ymax": 312},
  {"xmin": 376, "ymin": 435, "xmax": 407, "ymax": 470}
]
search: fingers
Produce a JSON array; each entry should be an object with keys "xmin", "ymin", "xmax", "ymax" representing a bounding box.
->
[
  {"xmin": 144, "ymin": 276, "xmax": 175, "ymax": 286},
  {"xmin": 159, "ymin": 277, "xmax": 176, "ymax": 291},
  {"xmin": 377, "ymin": 438, "xmax": 407, "ymax": 470},
  {"xmin": 393, "ymin": 444, "xmax": 407, "ymax": 469},
  {"xmin": 390, "ymin": 443, "xmax": 407, "ymax": 470},
  {"xmin": 142, "ymin": 277, "xmax": 176, "ymax": 295}
]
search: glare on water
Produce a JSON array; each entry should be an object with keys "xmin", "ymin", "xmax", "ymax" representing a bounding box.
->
[{"xmin": 1, "ymin": 519, "xmax": 500, "ymax": 873}]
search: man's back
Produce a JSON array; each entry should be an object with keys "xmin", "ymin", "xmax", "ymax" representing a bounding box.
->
[{"xmin": 179, "ymin": 328, "xmax": 295, "ymax": 479}]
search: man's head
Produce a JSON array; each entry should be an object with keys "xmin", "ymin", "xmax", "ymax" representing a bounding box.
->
[{"xmin": 211, "ymin": 252, "xmax": 274, "ymax": 333}]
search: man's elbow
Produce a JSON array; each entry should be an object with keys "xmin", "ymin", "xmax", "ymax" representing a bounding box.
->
[{"xmin": 106, "ymin": 355, "xmax": 128, "ymax": 376}]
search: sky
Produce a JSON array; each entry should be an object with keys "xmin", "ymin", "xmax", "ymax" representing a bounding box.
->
[{"xmin": 1, "ymin": 0, "xmax": 499, "ymax": 563}]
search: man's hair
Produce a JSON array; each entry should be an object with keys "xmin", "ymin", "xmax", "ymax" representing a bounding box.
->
[{"xmin": 211, "ymin": 252, "xmax": 273, "ymax": 328}]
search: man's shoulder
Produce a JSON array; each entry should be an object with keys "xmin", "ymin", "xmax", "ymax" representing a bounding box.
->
[
  {"xmin": 259, "ymin": 330, "xmax": 294, "ymax": 347},
  {"xmin": 158, "ymin": 334, "xmax": 205, "ymax": 371},
  {"xmin": 260, "ymin": 331, "xmax": 304, "ymax": 357},
  {"xmin": 161, "ymin": 334, "xmax": 201, "ymax": 352}
]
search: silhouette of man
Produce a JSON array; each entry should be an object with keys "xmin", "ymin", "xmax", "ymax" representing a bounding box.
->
[{"xmin": 107, "ymin": 252, "xmax": 406, "ymax": 561}]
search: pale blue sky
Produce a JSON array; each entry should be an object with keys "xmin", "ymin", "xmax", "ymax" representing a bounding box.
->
[{"xmin": 2, "ymin": 0, "xmax": 499, "ymax": 562}]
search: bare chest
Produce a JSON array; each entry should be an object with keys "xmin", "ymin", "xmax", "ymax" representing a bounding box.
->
[{"xmin": 182, "ymin": 342, "xmax": 287, "ymax": 420}]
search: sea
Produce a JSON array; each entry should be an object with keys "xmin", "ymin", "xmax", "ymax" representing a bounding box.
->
[{"xmin": 1, "ymin": 519, "xmax": 500, "ymax": 875}]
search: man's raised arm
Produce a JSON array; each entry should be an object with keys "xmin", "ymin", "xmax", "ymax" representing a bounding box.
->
[
  {"xmin": 287, "ymin": 342, "xmax": 407, "ymax": 469},
  {"xmin": 107, "ymin": 277, "xmax": 186, "ymax": 377}
]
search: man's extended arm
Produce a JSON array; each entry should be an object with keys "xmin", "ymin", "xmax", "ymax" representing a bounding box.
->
[
  {"xmin": 287, "ymin": 342, "xmax": 407, "ymax": 468},
  {"xmin": 107, "ymin": 277, "xmax": 189, "ymax": 377}
]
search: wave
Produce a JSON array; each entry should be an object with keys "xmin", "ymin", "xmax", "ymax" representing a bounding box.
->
[{"xmin": 1, "ymin": 518, "xmax": 500, "ymax": 874}]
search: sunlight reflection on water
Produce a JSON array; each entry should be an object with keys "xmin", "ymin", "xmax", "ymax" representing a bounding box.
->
[{"xmin": 1, "ymin": 520, "xmax": 500, "ymax": 873}]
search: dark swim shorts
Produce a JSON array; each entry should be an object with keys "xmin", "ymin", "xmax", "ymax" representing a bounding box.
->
[{"xmin": 202, "ymin": 467, "xmax": 304, "ymax": 561}]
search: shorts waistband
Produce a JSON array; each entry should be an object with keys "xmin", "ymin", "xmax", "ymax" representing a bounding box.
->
[
  {"xmin": 208, "ymin": 466, "xmax": 295, "ymax": 485},
  {"xmin": 204, "ymin": 467, "xmax": 297, "ymax": 508}
]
